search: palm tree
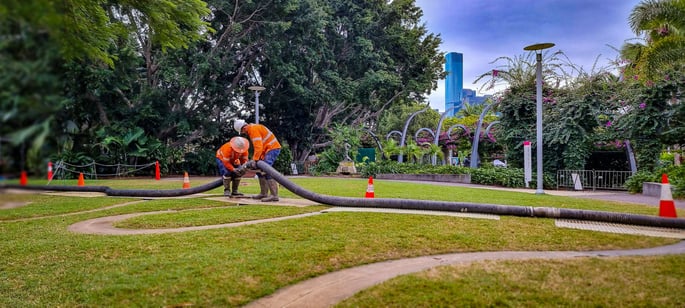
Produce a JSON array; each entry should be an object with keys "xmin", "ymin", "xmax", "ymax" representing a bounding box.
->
[
  {"xmin": 473, "ymin": 50, "xmax": 569, "ymax": 93},
  {"xmin": 404, "ymin": 140, "xmax": 424, "ymax": 164},
  {"xmin": 381, "ymin": 138, "xmax": 401, "ymax": 160},
  {"xmin": 620, "ymin": 0, "xmax": 685, "ymax": 80}
]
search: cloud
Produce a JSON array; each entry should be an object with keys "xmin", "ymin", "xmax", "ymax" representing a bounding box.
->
[{"xmin": 415, "ymin": 0, "xmax": 643, "ymax": 111}]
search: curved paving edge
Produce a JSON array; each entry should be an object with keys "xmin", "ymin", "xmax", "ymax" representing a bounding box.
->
[
  {"xmin": 245, "ymin": 241, "xmax": 685, "ymax": 308},
  {"xmin": 68, "ymin": 211, "xmax": 322, "ymax": 235},
  {"xmin": 3, "ymin": 200, "xmax": 148, "ymax": 223},
  {"xmin": 66, "ymin": 205, "xmax": 498, "ymax": 235}
]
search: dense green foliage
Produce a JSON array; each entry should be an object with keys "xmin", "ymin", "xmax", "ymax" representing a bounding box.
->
[
  {"xmin": 358, "ymin": 160, "xmax": 555, "ymax": 189},
  {"xmin": 625, "ymin": 164, "xmax": 685, "ymax": 198},
  {"xmin": 1, "ymin": 0, "xmax": 443, "ymax": 177},
  {"xmin": 620, "ymin": 0, "xmax": 685, "ymax": 81}
]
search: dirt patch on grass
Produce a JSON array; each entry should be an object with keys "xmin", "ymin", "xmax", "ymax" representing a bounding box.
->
[{"xmin": 0, "ymin": 201, "xmax": 32, "ymax": 209}]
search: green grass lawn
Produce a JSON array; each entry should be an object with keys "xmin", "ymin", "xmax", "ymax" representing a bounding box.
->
[{"xmin": 1, "ymin": 176, "xmax": 683, "ymax": 307}]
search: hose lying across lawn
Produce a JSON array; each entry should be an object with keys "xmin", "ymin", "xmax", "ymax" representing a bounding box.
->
[
  {"xmin": 0, "ymin": 179, "xmax": 223, "ymax": 197},
  {"xmin": 2, "ymin": 161, "xmax": 684, "ymax": 229},
  {"xmin": 254, "ymin": 162, "xmax": 685, "ymax": 230}
]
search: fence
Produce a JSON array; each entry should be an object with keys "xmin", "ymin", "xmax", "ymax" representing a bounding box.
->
[
  {"xmin": 556, "ymin": 170, "xmax": 634, "ymax": 191},
  {"xmin": 51, "ymin": 160, "xmax": 157, "ymax": 181}
]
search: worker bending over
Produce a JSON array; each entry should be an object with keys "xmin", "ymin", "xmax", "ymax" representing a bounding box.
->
[{"xmin": 233, "ymin": 119, "xmax": 281, "ymax": 202}]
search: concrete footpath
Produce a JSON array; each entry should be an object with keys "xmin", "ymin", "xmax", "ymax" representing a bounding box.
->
[
  {"xmin": 243, "ymin": 180, "xmax": 685, "ymax": 308},
  {"xmin": 245, "ymin": 241, "xmax": 685, "ymax": 308}
]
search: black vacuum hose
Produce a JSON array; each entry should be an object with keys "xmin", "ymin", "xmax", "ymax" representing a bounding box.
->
[
  {"xmin": 256, "ymin": 161, "xmax": 685, "ymax": 229},
  {"xmin": 1, "ymin": 179, "xmax": 223, "ymax": 197},
  {"xmin": 2, "ymin": 164, "xmax": 684, "ymax": 230}
]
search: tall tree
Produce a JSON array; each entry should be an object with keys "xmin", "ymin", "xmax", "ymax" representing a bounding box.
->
[
  {"xmin": 261, "ymin": 0, "xmax": 444, "ymax": 161},
  {"xmin": 0, "ymin": 0, "xmax": 213, "ymax": 172},
  {"xmin": 0, "ymin": 0, "xmax": 212, "ymax": 66}
]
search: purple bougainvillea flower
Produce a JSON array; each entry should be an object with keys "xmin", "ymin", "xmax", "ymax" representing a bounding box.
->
[
  {"xmin": 492, "ymin": 69, "xmax": 499, "ymax": 77},
  {"xmin": 633, "ymin": 75, "xmax": 639, "ymax": 80},
  {"xmin": 646, "ymin": 80, "xmax": 654, "ymax": 87},
  {"xmin": 606, "ymin": 121, "xmax": 612, "ymax": 127},
  {"xmin": 639, "ymin": 102, "xmax": 646, "ymax": 109}
]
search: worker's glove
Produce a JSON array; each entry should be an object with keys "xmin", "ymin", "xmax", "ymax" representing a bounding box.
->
[
  {"xmin": 245, "ymin": 160, "xmax": 257, "ymax": 169},
  {"xmin": 233, "ymin": 168, "xmax": 246, "ymax": 177}
]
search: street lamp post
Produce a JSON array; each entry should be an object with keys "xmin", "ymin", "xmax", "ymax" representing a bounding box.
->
[
  {"xmin": 248, "ymin": 85, "xmax": 266, "ymax": 124},
  {"xmin": 523, "ymin": 42, "xmax": 554, "ymax": 194}
]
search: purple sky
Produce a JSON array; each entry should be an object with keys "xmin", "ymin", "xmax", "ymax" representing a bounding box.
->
[{"xmin": 414, "ymin": 0, "xmax": 643, "ymax": 111}]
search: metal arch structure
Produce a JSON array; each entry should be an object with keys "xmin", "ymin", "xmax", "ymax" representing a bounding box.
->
[
  {"xmin": 414, "ymin": 128, "xmax": 435, "ymax": 141},
  {"xmin": 385, "ymin": 131, "xmax": 403, "ymax": 141},
  {"xmin": 446, "ymin": 124, "xmax": 469, "ymax": 139},
  {"xmin": 398, "ymin": 107, "xmax": 429, "ymax": 163},
  {"xmin": 483, "ymin": 121, "xmax": 501, "ymax": 142},
  {"xmin": 414, "ymin": 127, "xmax": 437, "ymax": 165},
  {"xmin": 470, "ymin": 101, "xmax": 500, "ymax": 168},
  {"xmin": 625, "ymin": 140, "xmax": 637, "ymax": 174},
  {"xmin": 434, "ymin": 106, "xmax": 459, "ymax": 146},
  {"xmin": 362, "ymin": 128, "xmax": 384, "ymax": 161},
  {"xmin": 428, "ymin": 106, "xmax": 461, "ymax": 165}
]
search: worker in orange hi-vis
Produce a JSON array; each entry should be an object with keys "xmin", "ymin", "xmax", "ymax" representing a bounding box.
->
[
  {"xmin": 233, "ymin": 119, "xmax": 281, "ymax": 202},
  {"xmin": 215, "ymin": 136, "xmax": 250, "ymax": 197}
]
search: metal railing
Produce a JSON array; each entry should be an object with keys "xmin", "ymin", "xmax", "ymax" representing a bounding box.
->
[{"xmin": 556, "ymin": 170, "xmax": 634, "ymax": 191}]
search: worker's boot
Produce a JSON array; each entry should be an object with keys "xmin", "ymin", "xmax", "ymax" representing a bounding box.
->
[
  {"xmin": 252, "ymin": 176, "xmax": 268, "ymax": 199},
  {"xmin": 222, "ymin": 176, "xmax": 231, "ymax": 197},
  {"xmin": 261, "ymin": 179, "xmax": 279, "ymax": 202},
  {"xmin": 230, "ymin": 177, "xmax": 244, "ymax": 197}
]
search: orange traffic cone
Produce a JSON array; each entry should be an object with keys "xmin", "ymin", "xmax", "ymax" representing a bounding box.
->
[
  {"xmin": 77, "ymin": 173, "xmax": 85, "ymax": 186},
  {"xmin": 182, "ymin": 172, "xmax": 191, "ymax": 189},
  {"xmin": 365, "ymin": 176, "xmax": 375, "ymax": 198},
  {"xmin": 20, "ymin": 171, "xmax": 28, "ymax": 186},
  {"xmin": 659, "ymin": 174, "xmax": 677, "ymax": 218},
  {"xmin": 155, "ymin": 161, "xmax": 161, "ymax": 181},
  {"xmin": 47, "ymin": 162, "xmax": 53, "ymax": 181}
]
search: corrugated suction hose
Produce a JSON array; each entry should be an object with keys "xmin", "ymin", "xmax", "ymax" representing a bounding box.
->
[
  {"xmin": 2, "ymin": 163, "xmax": 684, "ymax": 230},
  {"xmin": 255, "ymin": 161, "xmax": 685, "ymax": 230}
]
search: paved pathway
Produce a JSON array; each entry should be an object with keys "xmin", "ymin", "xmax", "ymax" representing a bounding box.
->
[
  {"xmin": 245, "ymin": 241, "xmax": 685, "ymax": 308},
  {"xmin": 68, "ymin": 210, "xmax": 322, "ymax": 235}
]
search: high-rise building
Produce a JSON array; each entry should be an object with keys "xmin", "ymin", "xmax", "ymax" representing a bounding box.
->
[
  {"xmin": 445, "ymin": 52, "xmax": 491, "ymax": 116},
  {"xmin": 445, "ymin": 52, "xmax": 463, "ymax": 117},
  {"xmin": 462, "ymin": 89, "xmax": 491, "ymax": 106}
]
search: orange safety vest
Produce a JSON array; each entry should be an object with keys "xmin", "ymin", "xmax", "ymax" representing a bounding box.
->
[
  {"xmin": 245, "ymin": 124, "xmax": 281, "ymax": 161},
  {"xmin": 216, "ymin": 142, "xmax": 248, "ymax": 171}
]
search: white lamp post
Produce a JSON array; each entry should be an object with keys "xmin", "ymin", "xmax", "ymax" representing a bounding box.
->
[
  {"xmin": 523, "ymin": 42, "xmax": 554, "ymax": 194},
  {"xmin": 248, "ymin": 85, "xmax": 266, "ymax": 124}
]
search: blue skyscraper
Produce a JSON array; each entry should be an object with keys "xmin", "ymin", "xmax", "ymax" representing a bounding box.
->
[{"xmin": 445, "ymin": 52, "xmax": 463, "ymax": 116}]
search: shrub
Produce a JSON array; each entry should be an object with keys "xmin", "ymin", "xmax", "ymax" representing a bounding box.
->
[
  {"xmin": 624, "ymin": 171, "xmax": 657, "ymax": 194},
  {"xmin": 274, "ymin": 143, "xmax": 293, "ymax": 175},
  {"xmin": 358, "ymin": 161, "xmax": 554, "ymax": 189}
]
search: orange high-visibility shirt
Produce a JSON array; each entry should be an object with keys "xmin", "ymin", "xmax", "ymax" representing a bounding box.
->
[
  {"xmin": 216, "ymin": 142, "xmax": 248, "ymax": 171},
  {"xmin": 244, "ymin": 124, "xmax": 281, "ymax": 161}
]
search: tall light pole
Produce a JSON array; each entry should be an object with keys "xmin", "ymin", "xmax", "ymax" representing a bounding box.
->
[
  {"xmin": 523, "ymin": 42, "xmax": 554, "ymax": 194},
  {"xmin": 248, "ymin": 85, "xmax": 266, "ymax": 124}
]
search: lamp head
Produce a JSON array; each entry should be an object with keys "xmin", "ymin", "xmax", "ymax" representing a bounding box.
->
[{"xmin": 524, "ymin": 43, "xmax": 555, "ymax": 53}]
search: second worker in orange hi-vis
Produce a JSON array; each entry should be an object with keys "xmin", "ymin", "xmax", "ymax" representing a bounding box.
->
[
  {"xmin": 233, "ymin": 119, "xmax": 282, "ymax": 202},
  {"xmin": 216, "ymin": 136, "xmax": 250, "ymax": 197}
]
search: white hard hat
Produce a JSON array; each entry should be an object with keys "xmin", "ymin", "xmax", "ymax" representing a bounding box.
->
[
  {"xmin": 229, "ymin": 137, "xmax": 249, "ymax": 153},
  {"xmin": 233, "ymin": 119, "xmax": 246, "ymax": 134}
]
